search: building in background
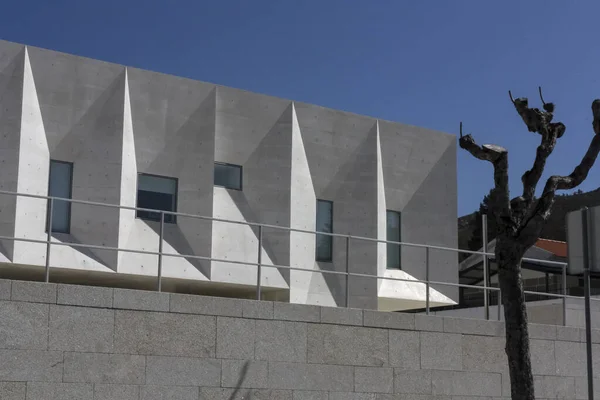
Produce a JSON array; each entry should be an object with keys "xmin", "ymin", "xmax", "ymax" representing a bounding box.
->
[
  {"xmin": 426, "ymin": 237, "xmax": 600, "ymax": 325},
  {"xmin": 0, "ymin": 39, "xmax": 458, "ymax": 310}
]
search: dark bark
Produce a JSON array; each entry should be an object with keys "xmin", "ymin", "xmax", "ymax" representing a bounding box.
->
[
  {"xmin": 459, "ymin": 93, "xmax": 600, "ymax": 400},
  {"xmin": 496, "ymin": 237, "xmax": 533, "ymax": 400}
]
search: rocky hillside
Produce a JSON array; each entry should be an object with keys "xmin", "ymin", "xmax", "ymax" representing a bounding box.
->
[{"xmin": 458, "ymin": 188, "xmax": 600, "ymax": 251}]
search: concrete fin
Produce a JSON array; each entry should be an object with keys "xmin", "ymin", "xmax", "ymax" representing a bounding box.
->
[
  {"xmin": 117, "ymin": 68, "xmax": 137, "ymax": 265},
  {"xmin": 289, "ymin": 102, "xmax": 318, "ymax": 304},
  {"xmin": 13, "ymin": 47, "xmax": 51, "ymax": 265},
  {"xmin": 376, "ymin": 121, "xmax": 387, "ymax": 288}
]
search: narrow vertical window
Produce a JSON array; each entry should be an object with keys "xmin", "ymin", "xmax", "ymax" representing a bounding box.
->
[
  {"xmin": 48, "ymin": 160, "xmax": 73, "ymax": 233},
  {"xmin": 136, "ymin": 174, "xmax": 178, "ymax": 223},
  {"xmin": 386, "ymin": 210, "xmax": 401, "ymax": 269},
  {"xmin": 316, "ymin": 200, "xmax": 333, "ymax": 262}
]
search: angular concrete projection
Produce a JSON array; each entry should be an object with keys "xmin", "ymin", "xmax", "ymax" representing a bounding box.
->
[
  {"xmin": 12, "ymin": 48, "xmax": 50, "ymax": 266},
  {"xmin": 379, "ymin": 120, "xmax": 458, "ymax": 301},
  {"xmin": 289, "ymin": 103, "xmax": 321, "ymax": 305},
  {"xmin": 376, "ymin": 123, "xmax": 457, "ymax": 310},
  {"xmin": 378, "ymin": 269, "xmax": 456, "ymax": 311},
  {"xmin": 0, "ymin": 44, "xmax": 25, "ymax": 262},
  {"xmin": 376, "ymin": 121, "xmax": 387, "ymax": 290},
  {"xmin": 294, "ymin": 103, "xmax": 381, "ymax": 309},
  {"xmin": 0, "ymin": 39, "xmax": 458, "ymax": 309},
  {"xmin": 27, "ymin": 46, "xmax": 127, "ymax": 271},
  {"xmin": 117, "ymin": 69, "xmax": 136, "ymax": 267}
]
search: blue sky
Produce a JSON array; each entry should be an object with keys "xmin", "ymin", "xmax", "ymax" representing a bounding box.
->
[{"xmin": 1, "ymin": 1, "xmax": 599, "ymax": 216}]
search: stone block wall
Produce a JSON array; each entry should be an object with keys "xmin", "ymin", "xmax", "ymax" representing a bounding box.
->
[{"xmin": 0, "ymin": 279, "xmax": 598, "ymax": 400}]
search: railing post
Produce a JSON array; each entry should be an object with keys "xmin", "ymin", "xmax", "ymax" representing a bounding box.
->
[
  {"xmin": 482, "ymin": 213, "xmax": 489, "ymax": 320},
  {"xmin": 256, "ymin": 225, "xmax": 263, "ymax": 300},
  {"xmin": 562, "ymin": 264, "xmax": 567, "ymax": 326},
  {"xmin": 497, "ymin": 288, "xmax": 502, "ymax": 321},
  {"xmin": 45, "ymin": 198, "xmax": 54, "ymax": 283},
  {"xmin": 157, "ymin": 211, "xmax": 164, "ymax": 292},
  {"xmin": 345, "ymin": 235, "xmax": 350, "ymax": 308},
  {"xmin": 425, "ymin": 246, "xmax": 430, "ymax": 315}
]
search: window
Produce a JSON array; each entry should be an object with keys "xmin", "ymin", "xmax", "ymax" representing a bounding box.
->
[
  {"xmin": 47, "ymin": 160, "xmax": 73, "ymax": 233},
  {"xmin": 136, "ymin": 174, "xmax": 178, "ymax": 223},
  {"xmin": 316, "ymin": 200, "xmax": 333, "ymax": 262},
  {"xmin": 386, "ymin": 210, "xmax": 401, "ymax": 269},
  {"xmin": 214, "ymin": 162, "xmax": 242, "ymax": 190}
]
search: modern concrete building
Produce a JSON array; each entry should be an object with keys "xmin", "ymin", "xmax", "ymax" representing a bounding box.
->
[{"xmin": 0, "ymin": 39, "xmax": 458, "ymax": 311}]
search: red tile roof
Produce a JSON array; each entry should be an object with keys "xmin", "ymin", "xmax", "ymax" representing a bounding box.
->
[{"xmin": 535, "ymin": 238, "xmax": 567, "ymax": 258}]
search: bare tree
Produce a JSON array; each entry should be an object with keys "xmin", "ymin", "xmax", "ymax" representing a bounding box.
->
[{"xmin": 459, "ymin": 89, "xmax": 600, "ymax": 400}]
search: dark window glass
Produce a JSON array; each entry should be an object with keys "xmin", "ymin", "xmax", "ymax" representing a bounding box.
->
[
  {"xmin": 48, "ymin": 160, "xmax": 73, "ymax": 233},
  {"xmin": 386, "ymin": 210, "xmax": 401, "ymax": 269},
  {"xmin": 136, "ymin": 174, "xmax": 177, "ymax": 223},
  {"xmin": 316, "ymin": 200, "xmax": 333, "ymax": 262},
  {"xmin": 214, "ymin": 163, "xmax": 242, "ymax": 190}
]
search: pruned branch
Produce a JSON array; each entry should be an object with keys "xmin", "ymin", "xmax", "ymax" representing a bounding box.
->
[
  {"xmin": 510, "ymin": 89, "xmax": 566, "ymax": 219},
  {"xmin": 518, "ymin": 99, "xmax": 600, "ymax": 245},
  {"xmin": 459, "ymin": 131, "xmax": 507, "ymax": 164},
  {"xmin": 538, "ymin": 86, "xmax": 555, "ymax": 113},
  {"xmin": 459, "ymin": 129, "xmax": 511, "ymax": 224}
]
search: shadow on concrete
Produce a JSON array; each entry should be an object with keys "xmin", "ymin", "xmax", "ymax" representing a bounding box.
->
[
  {"xmin": 230, "ymin": 103, "xmax": 294, "ymax": 283},
  {"xmin": 144, "ymin": 220, "xmax": 211, "ymax": 279},
  {"xmin": 0, "ymin": 240, "xmax": 11, "ymax": 262},
  {"xmin": 51, "ymin": 232, "xmax": 109, "ymax": 268},
  {"xmin": 227, "ymin": 360, "xmax": 250, "ymax": 400},
  {"xmin": 144, "ymin": 90, "xmax": 217, "ymax": 279},
  {"xmin": 46, "ymin": 70, "xmax": 127, "ymax": 271},
  {"xmin": 0, "ymin": 48, "xmax": 26, "ymax": 262},
  {"xmin": 318, "ymin": 123, "xmax": 379, "ymax": 307}
]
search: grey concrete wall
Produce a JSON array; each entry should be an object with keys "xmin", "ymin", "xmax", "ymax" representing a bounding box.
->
[
  {"xmin": 0, "ymin": 279, "xmax": 598, "ymax": 400},
  {"xmin": 0, "ymin": 43, "xmax": 25, "ymax": 262},
  {"xmin": 0, "ymin": 38, "xmax": 458, "ymax": 311}
]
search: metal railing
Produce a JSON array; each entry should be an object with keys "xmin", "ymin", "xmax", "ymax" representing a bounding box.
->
[{"xmin": 0, "ymin": 189, "xmax": 583, "ymax": 325}]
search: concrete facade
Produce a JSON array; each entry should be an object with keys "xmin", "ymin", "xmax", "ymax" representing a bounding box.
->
[
  {"xmin": 0, "ymin": 279, "xmax": 597, "ymax": 400},
  {"xmin": 0, "ymin": 39, "xmax": 458, "ymax": 310}
]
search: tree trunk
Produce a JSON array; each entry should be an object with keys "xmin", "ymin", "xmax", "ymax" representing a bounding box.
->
[{"xmin": 496, "ymin": 236, "xmax": 535, "ymax": 400}]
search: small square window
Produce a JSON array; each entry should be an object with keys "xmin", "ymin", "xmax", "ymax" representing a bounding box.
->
[
  {"xmin": 214, "ymin": 163, "xmax": 242, "ymax": 190},
  {"xmin": 136, "ymin": 174, "xmax": 178, "ymax": 223},
  {"xmin": 386, "ymin": 210, "xmax": 401, "ymax": 269}
]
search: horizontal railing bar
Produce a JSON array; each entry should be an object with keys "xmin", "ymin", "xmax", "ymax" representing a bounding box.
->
[
  {"xmin": 1, "ymin": 234, "xmax": 576, "ymax": 295},
  {"xmin": 0, "ymin": 190, "xmax": 494, "ymax": 256},
  {"xmin": 0, "ymin": 235, "xmax": 351, "ymax": 276},
  {"xmin": 0, "ymin": 190, "xmax": 573, "ymax": 263},
  {"xmin": 522, "ymin": 290, "xmax": 583, "ymax": 300},
  {"xmin": 0, "ymin": 190, "xmax": 577, "ymax": 304}
]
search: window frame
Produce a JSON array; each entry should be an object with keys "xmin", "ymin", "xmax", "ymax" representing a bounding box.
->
[
  {"xmin": 386, "ymin": 209, "xmax": 401, "ymax": 269},
  {"xmin": 213, "ymin": 162, "xmax": 243, "ymax": 191},
  {"xmin": 135, "ymin": 172, "xmax": 179, "ymax": 224},
  {"xmin": 46, "ymin": 160, "xmax": 74, "ymax": 234},
  {"xmin": 315, "ymin": 199, "xmax": 334, "ymax": 263}
]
